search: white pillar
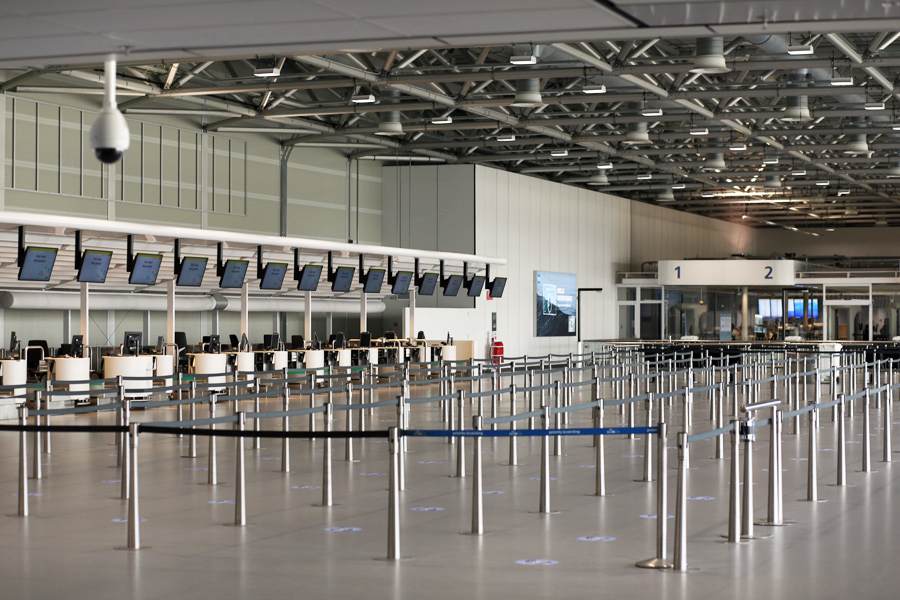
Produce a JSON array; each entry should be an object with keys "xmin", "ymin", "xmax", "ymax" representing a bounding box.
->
[
  {"xmin": 304, "ymin": 291, "xmax": 312, "ymax": 343},
  {"xmin": 409, "ymin": 288, "xmax": 416, "ymax": 339},
  {"xmin": 741, "ymin": 286, "xmax": 749, "ymax": 341},
  {"xmin": 166, "ymin": 280, "xmax": 175, "ymax": 349},
  {"xmin": 240, "ymin": 282, "xmax": 249, "ymax": 338},
  {"xmin": 325, "ymin": 313, "xmax": 333, "ymax": 338},
  {"xmin": 360, "ymin": 292, "xmax": 368, "ymax": 334},
  {"xmin": 80, "ymin": 282, "xmax": 90, "ymax": 345}
]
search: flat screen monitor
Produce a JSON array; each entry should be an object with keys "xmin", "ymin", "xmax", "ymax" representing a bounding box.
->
[
  {"xmin": 219, "ymin": 260, "xmax": 249, "ymax": 288},
  {"xmin": 70, "ymin": 335, "xmax": 84, "ymax": 358},
  {"xmin": 363, "ymin": 268, "xmax": 386, "ymax": 294},
  {"xmin": 770, "ymin": 299, "xmax": 783, "ymax": 318},
  {"xmin": 487, "ymin": 277, "xmax": 507, "ymax": 298},
  {"xmin": 264, "ymin": 332, "xmax": 281, "ymax": 350},
  {"xmin": 156, "ymin": 335, "xmax": 165, "ymax": 354},
  {"xmin": 418, "ymin": 272, "xmax": 438, "ymax": 296},
  {"xmin": 260, "ymin": 262, "xmax": 288, "ymax": 290},
  {"xmin": 124, "ymin": 331, "xmax": 142, "ymax": 356},
  {"xmin": 176, "ymin": 257, "xmax": 208, "ymax": 287},
  {"xmin": 332, "ymin": 266, "xmax": 355, "ymax": 293},
  {"xmin": 297, "ymin": 265, "xmax": 323, "ymax": 292},
  {"xmin": 787, "ymin": 300, "xmax": 795, "ymax": 319},
  {"xmin": 18, "ymin": 247, "xmax": 58, "ymax": 282},
  {"xmin": 466, "ymin": 275, "xmax": 486, "ymax": 297},
  {"xmin": 757, "ymin": 298, "xmax": 767, "ymax": 317},
  {"xmin": 77, "ymin": 249, "xmax": 113, "ymax": 283},
  {"xmin": 207, "ymin": 334, "xmax": 220, "ymax": 354},
  {"xmin": 811, "ymin": 299, "xmax": 820, "ymax": 320},
  {"xmin": 442, "ymin": 274, "xmax": 464, "ymax": 297},
  {"xmin": 391, "ymin": 271, "xmax": 413, "ymax": 295},
  {"xmin": 129, "ymin": 253, "xmax": 163, "ymax": 286},
  {"xmin": 9, "ymin": 332, "xmax": 18, "ymax": 353}
]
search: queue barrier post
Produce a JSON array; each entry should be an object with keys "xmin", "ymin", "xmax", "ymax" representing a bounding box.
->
[
  {"xmin": 126, "ymin": 423, "xmax": 140, "ymax": 550},
  {"xmin": 322, "ymin": 402, "xmax": 334, "ymax": 507},
  {"xmin": 31, "ymin": 390, "xmax": 42, "ymax": 479},
  {"xmin": 176, "ymin": 372, "xmax": 184, "ymax": 435},
  {"xmin": 235, "ymin": 412, "xmax": 246, "ymax": 526},
  {"xmin": 386, "ymin": 426, "xmax": 401, "ymax": 561},
  {"xmin": 208, "ymin": 393, "xmax": 220, "ymax": 485},
  {"xmin": 188, "ymin": 381, "xmax": 198, "ymax": 458},
  {"xmin": 884, "ymin": 382, "xmax": 893, "ymax": 463},
  {"xmin": 507, "ymin": 384, "xmax": 518, "ymax": 466},
  {"xmin": 121, "ymin": 397, "xmax": 131, "ymax": 500},
  {"xmin": 593, "ymin": 400, "xmax": 608, "ymax": 496},
  {"xmin": 627, "ymin": 374, "xmax": 636, "ymax": 439},
  {"xmin": 17, "ymin": 405, "xmax": 28, "ymax": 517},
  {"xmin": 253, "ymin": 379, "xmax": 261, "ymax": 450},
  {"xmin": 454, "ymin": 390, "xmax": 465, "ymax": 478},
  {"xmin": 115, "ymin": 378, "xmax": 125, "ymax": 467},
  {"xmin": 836, "ymin": 394, "xmax": 847, "ymax": 486},
  {"xmin": 636, "ymin": 422, "xmax": 671, "ymax": 569},
  {"xmin": 715, "ymin": 383, "xmax": 725, "ymax": 460},
  {"xmin": 803, "ymin": 404, "xmax": 824, "ymax": 502},
  {"xmin": 673, "ymin": 432, "xmax": 689, "ymax": 572},
  {"xmin": 538, "ymin": 406, "xmax": 552, "ymax": 514},
  {"xmin": 860, "ymin": 389, "xmax": 873, "ymax": 473},
  {"xmin": 727, "ymin": 420, "xmax": 740, "ymax": 542},
  {"xmin": 758, "ymin": 408, "xmax": 791, "ymax": 526},
  {"xmin": 281, "ymin": 384, "xmax": 291, "ymax": 473},
  {"xmin": 640, "ymin": 394, "xmax": 654, "ymax": 483},
  {"xmin": 553, "ymin": 381, "xmax": 563, "ymax": 456},
  {"xmin": 471, "ymin": 415, "xmax": 485, "ymax": 535},
  {"xmin": 345, "ymin": 382, "xmax": 355, "ymax": 462}
]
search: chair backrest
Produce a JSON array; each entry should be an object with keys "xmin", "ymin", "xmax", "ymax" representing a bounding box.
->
[
  {"xmin": 334, "ymin": 332, "xmax": 345, "ymax": 348},
  {"xmin": 417, "ymin": 330, "xmax": 426, "ymax": 340},
  {"xmin": 359, "ymin": 332, "xmax": 372, "ymax": 347},
  {"xmin": 291, "ymin": 335, "xmax": 305, "ymax": 350},
  {"xmin": 174, "ymin": 332, "xmax": 187, "ymax": 353},
  {"xmin": 384, "ymin": 331, "xmax": 397, "ymax": 340},
  {"xmin": 27, "ymin": 340, "xmax": 49, "ymax": 354},
  {"xmin": 229, "ymin": 334, "xmax": 239, "ymax": 349}
]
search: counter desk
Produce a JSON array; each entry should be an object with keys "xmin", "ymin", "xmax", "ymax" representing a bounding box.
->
[
  {"xmin": 188, "ymin": 353, "xmax": 228, "ymax": 391},
  {"xmin": 47, "ymin": 357, "xmax": 91, "ymax": 402}
]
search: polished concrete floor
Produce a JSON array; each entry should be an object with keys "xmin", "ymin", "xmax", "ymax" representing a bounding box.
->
[{"xmin": 0, "ymin": 379, "xmax": 897, "ymax": 600}]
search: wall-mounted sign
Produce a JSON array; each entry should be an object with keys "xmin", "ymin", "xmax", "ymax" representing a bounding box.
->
[
  {"xmin": 658, "ymin": 260, "xmax": 797, "ymax": 287},
  {"xmin": 535, "ymin": 271, "xmax": 577, "ymax": 337}
]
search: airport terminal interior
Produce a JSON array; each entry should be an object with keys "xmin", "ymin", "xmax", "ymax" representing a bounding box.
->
[{"xmin": 5, "ymin": 1, "xmax": 900, "ymax": 598}]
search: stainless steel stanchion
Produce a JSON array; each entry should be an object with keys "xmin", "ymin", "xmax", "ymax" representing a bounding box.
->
[
  {"xmin": 386, "ymin": 426, "xmax": 401, "ymax": 561},
  {"xmin": 188, "ymin": 381, "xmax": 198, "ymax": 458},
  {"xmin": 398, "ymin": 394, "xmax": 407, "ymax": 491},
  {"xmin": 640, "ymin": 394, "xmax": 654, "ymax": 482},
  {"xmin": 491, "ymin": 371, "xmax": 499, "ymax": 430},
  {"xmin": 234, "ymin": 412, "xmax": 246, "ymax": 526},
  {"xmin": 538, "ymin": 406, "xmax": 553, "ymax": 514},
  {"xmin": 455, "ymin": 390, "xmax": 466, "ymax": 478},
  {"xmin": 176, "ymin": 372, "xmax": 184, "ymax": 434},
  {"xmin": 627, "ymin": 390, "xmax": 636, "ymax": 441},
  {"xmin": 43, "ymin": 381, "xmax": 51, "ymax": 454},
  {"xmin": 835, "ymin": 394, "xmax": 847, "ymax": 486},
  {"xmin": 321, "ymin": 402, "xmax": 334, "ymax": 507},
  {"xmin": 758, "ymin": 408, "xmax": 791, "ymax": 526},
  {"xmin": 208, "ymin": 393, "xmax": 219, "ymax": 485},
  {"xmin": 553, "ymin": 381, "xmax": 563, "ymax": 457},
  {"xmin": 309, "ymin": 373, "xmax": 317, "ymax": 440},
  {"xmin": 726, "ymin": 420, "xmax": 741, "ymax": 542},
  {"xmin": 593, "ymin": 399, "xmax": 608, "ymax": 496},
  {"xmin": 884, "ymin": 382, "xmax": 893, "ymax": 463},
  {"xmin": 120, "ymin": 398, "xmax": 131, "ymax": 500},
  {"xmin": 17, "ymin": 405, "xmax": 28, "ymax": 517},
  {"xmin": 528, "ymin": 370, "xmax": 536, "ymax": 430},
  {"xmin": 860, "ymin": 389, "xmax": 873, "ymax": 473},
  {"xmin": 740, "ymin": 418, "xmax": 767, "ymax": 539},
  {"xmin": 117, "ymin": 384, "xmax": 127, "ymax": 468},
  {"xmin": 345, "ymin": 382, "xmax": 355, "ymax": 462},
  {"xmin": 673, "ymin": 432, "xmax": 689, "ymax": 572},
  {"xmin": 470, "ymin": 415, "xmax": 484, "ymax": 535},
  {"xmin": 125, "ymin": 423, "xmax": 141, "ymax": 550},
  {"xmin": 31, "ymin": 390, "xmax": 41, "ymax": 481},
  {"xmin": 636, "ymin": 422, "xmax": 670, "ymax": 569},
  {"xmin": 448, "ymin": 383, "xmax": 456, "ymax": 446},
  {"xmin": 715, "ymin": 383, "xmax": 725, "ymax": 460},
  {"xmin": 507, "ymin": 384, "xmax": 518, "ymax": 466},
  {"xmin": 802, "ymin": 404, "xmax": 824, "ymax": 502},
  {"xmin": 253, "ymin": 379, "xmax": 261, "ymax": 450},
  {"xmin": 281, "ymin": 384, "xmax": 291, "ymax": 473}
]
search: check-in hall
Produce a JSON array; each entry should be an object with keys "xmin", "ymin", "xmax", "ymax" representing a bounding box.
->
[{"xmin": 3, "ymin": 3, "xmax": 900, "ymax": 599}]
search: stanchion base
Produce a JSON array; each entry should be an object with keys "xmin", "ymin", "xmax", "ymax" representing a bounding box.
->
[
  {"xmin": 798, "ymin": 498, "xmax": 828, "ymax": 503},
  {"xmin": 344, "ymin": 460, "xmax": 361, "ymax": 464},
  {"xmin": 634, "ymin": 479, "xmax": 653, "ymax": 483},
  {"xmin": 459, "ymin": 531, "xmax": 494, "ymax": 536},
  {"xmin": 528, "ymin": 510, "xmax": 561, "ymax": 515},
  {"xmin": 856, "ymin": 469, "xmax": 877, "ymax": 473},
  {"xmin": 585, "ymin": 493, "xmax": 614, "ymax": 497},
  {"xmin": 115, "ymin": 546, "xmax": 149, "ymax": 551},
  {"xmin": 717, "ymin": 535, "xmax": 749, "ymax": 543},
  {"xmin": 741, "ymin": 532, "xmax": 773, "ymax": 539},
  {"xmin": 827, "ymin": 483, "xmax": 856, "ymax": 487},
  {"xmin": 755, "ymin": 520, "xmax": 796, "ymax": 527},
  {"xmin": 373, "ymin": 556, "xmax": 414, "ymax": 562},
  {"xmin": 635, "ymin": 557, "xmax": 672, "ymax": 569},
  {"xmin": 501, "ymin": 462, "xmax": 523, "ymax": 467},
  {"xmin": 201, "ymin": 482, "xmax": 224, "ymax": 486},
  {"xmin": 312, "ymin": 503, "xmax": 340, "ymax": 507}
]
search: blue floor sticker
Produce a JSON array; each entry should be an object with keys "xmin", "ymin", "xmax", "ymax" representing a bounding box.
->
[
  {"xmin": 325, "ymin": 527, "xmax": 362, "ymax": 532},
  {"xmin": 578, "ymin": 536, "xmax": 615, "ymax": 542},
  {"xmin": 411, "ymin": 507, "xmax": 444, "ymax": 512},
  {"xmin": 292, "ymin": 485, "xmax": 320, "ymax": 489},
  {"xmin": 516, "ymin": 559, "xmax": 558, "ymax": 566}
]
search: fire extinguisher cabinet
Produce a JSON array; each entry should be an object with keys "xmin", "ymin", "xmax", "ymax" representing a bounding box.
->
[{"xmin": 490, "ymin": 340, "xmax": 504, "ymax": 364}]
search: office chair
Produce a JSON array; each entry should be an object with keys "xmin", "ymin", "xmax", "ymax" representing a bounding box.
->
[
  {"xmin": 229, "ymin": 334, "xmax": 240, "ymax": 351},
  {"xmin": 174, "ymin": 332, "xmax": 188, "ymax": 372},
  {"xmin": 291, "ymin": 335, "xmax": 305, "ymax": 350},
  {"xmin": 384, "ymin": 331, "xmax": 397, "ymax": 340},
  {"xmin": 334, "ymin": 332, "xmax": 345, "ymax": 348},
  {"xmin": 359, "ymin": 332, "xmax": 372, "ymax": 347}
]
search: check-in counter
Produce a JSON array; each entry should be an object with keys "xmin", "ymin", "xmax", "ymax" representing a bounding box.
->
[
  {"xmin": 155, "ymin": 353, "xmax": 175, "ymax": 386},
  {"xmin": 229, "ymin": 351, "xmax": 256, "ymax": 380},
  {"xmin": 103, "ymin": 355, "xmax": 155, "ymax": 398},
  {"xmin": 48, "ymin": 357, "xmax": 91, "ymax": 401},
  {"xmin": 335, "ymin": 349, "xmax": 352, "ymax": 367},
  {"xmin": 0, "ymin": 359, "xmax": 27, "ymax": 400},
  {"xmin": 303, "ymin": 350, "xmax": 325, "ymax": 370},
  {"xmin": 356, "ymin": 348, "xmax": 378, "ymax": 366},
  {"xmin": 440, "ymin": 344, "xmax": 457, "ymax": 371},
  {"xmin": 189, "ymin": 353, "xmax": 228, "ymax": 391}
]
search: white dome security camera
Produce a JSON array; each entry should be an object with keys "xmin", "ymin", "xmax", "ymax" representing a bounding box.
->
[{"xmin": 89, "ymin": 59, "xmax": 130, "ymax": 164}]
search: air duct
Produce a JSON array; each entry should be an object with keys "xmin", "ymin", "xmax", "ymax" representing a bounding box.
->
[
  {"xmin": 376, "ymin": 89, "xmax": 404, "ymax": 136},
  {"xmin": 764, "ymin": 175, "xmax": 782, "ymax": 188},
  {"xmin": 703, "ymin": 139, "xmax": 726, "ymax": 170},
  {"xmin": 512, "ymin": 76, "xmax": 543, "ymax": 107},
  {"xmin": 782, "ymin": 71, "xmax": 811, "ymax": 122},
  {"xmin": 844, "ymin": 133, "xmax": 869, "ymax": 154},
  {"xmin": 588, "ymin": 172, "xmax": 609, "ymax": 185},
  {"xmin": 657, "ymin": 188, "xmax": 676, "ymax": 202},
  {"xmin": 625, "ymin": 102, "xmax": 650, "ymax": 143},
  {"xmin": 690, "ymin": 37, "xmax": 730, "ymax": 74},
  {"xmin": 888, "ymin": 160, "xmax": 900, "ymax": 177}
]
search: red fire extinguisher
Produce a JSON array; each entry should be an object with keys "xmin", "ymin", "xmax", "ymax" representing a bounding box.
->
[{"xmin": 490, "ymin": 339, "xmax": 504, "ymax": 364}]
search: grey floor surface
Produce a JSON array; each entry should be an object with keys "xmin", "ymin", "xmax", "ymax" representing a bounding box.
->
[{"xmin": 0, "ymin": 382, "xmax": 897, "ymax": 600}]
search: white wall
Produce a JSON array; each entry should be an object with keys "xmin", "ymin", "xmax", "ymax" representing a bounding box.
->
[{"xmin": 755, "ymin": 227, "xmax": 897, "ymax": 258}]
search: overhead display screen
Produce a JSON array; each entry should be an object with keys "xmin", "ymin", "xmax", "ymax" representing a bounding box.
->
[
  {"xmin": 418, "ymin": 272, "xmax": 438, "ymax": 295},
  {"xmin": 535, "ymin": 271, "xmax": 577, "ymax": 337},
  {"xmin": 129, "ymin": 253, "xmax": 163, "ymax": 285},
  {"xmin": 297, "ymin": 265, "xmax": 323, "ymax": 291},
  {"xmin": 18, "ymin": 247, "xmax": 58, "ymax": 282},
  {"xmin": 467, "ymin": 275, "xmax": 486, "ymax": 297},
  {"xmin": 77, "ymin": 249, "xmax": 113, "ymax": 283},
  {"xmin": 442, "ymin": 274, "xmax": 463, "ymax": 297},
  {"xmin": 176, "ymin": 257, "xmax": 208, "ymax": 287},
  {"xmin": 332, "ymin": 266, "xmax": 356, "ymax": 292},
  {"xmin": 219, "ymin": 260, "xmax": 249, "ymax": 288},
  {"xmin": 391, "ymin": 271, "xmax": 413, "ymax": 295},
  {"xmin": 260, "ymin": 262, "xmax": 288, "ymax": 290},
  {"xmin": 363, "ymin": 268, "xmax": 386, "ymax": 293},
  {"xmin": 488, "ymin": 277, "xmax": 507, "ymax": 298}
]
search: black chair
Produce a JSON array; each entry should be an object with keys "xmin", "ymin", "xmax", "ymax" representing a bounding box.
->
[
  {"xmin": 334, "ymin": 332, "xmax": 345, "ymax": 348},
  {"xmin": 26, "ymin": 340, "xmax": 49, "ymax": 380},
  {"xmin": 328, "ymin": 334, "xmax": 336, "ymax": 348},
  {"xmin": 291, "ymin": 335, "xmax": 305, "ymax": 350},
  {"xmin": 417, "ymin": 331, "xmax": 426, "ymax": 341},
  {"xmin": 174, "ymin": 332, "xmax": 188, "ymax": 372},
  {"xmin": 359, "ymin": 332, "xmax": 372, "ymax": 347},
  {"xmin": 384, "ymin": 331, "xmax": 397, "ymax": 340},
  {"xmin": 229, "ymin": 334, "xmax": 239, "ymax": 351}
]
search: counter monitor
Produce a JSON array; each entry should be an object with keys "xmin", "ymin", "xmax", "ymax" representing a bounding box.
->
[
  {"xmin": 176, "ymin": 257, "xmax": 208, "ymax": 287},
  {"xmin": 219, "ymin": 259, "xmax": 249, "ymax": 288},
  {"xmin": 363, "ymin": 268, "xmax": 386, "ymax": 294},
  {"xmin": 70, "ymin": 335, "xmax": 84, "ymax": 358},
  {"xmin": 487, "ymin": 276, "xmax": 507, "ymax": 298},
  {"xmin": 260, "ymin": 262, "xmax": 288, "ymax": 290},
  {"xmin": 332, "ymin": 266, "xmax": 355, "ymax": 292},
  {"xmin": 442, "ymin": 274, "xmax": 463, "ymax": 297},
  {"xmin": 18, "ymin": 246, "xmax": 58, "ymax": 282},
  {"xmin": 77, "ymin": 249, "xmax": 113, "ymax": 283},
  {"xmin": 297, "ymin": 264, "xmax": 323, "ymax": 291},
  {"xmin": 124, "ymin": 331, "xmax": 142, "ymax": 356},
  {"xmin": 466, "ymin": 275, "xmax": 486, "ymax": 297},
  {"xmin": 129, "ymin": 253, "xmax": 163, "ymax": 286},
  {"xmin": 417, "ymin": 272, "xmax": 438, "ymax": 295},
  {"xmin": 392, "ymin": 271, "xmax": 413, "ymax": 295}
]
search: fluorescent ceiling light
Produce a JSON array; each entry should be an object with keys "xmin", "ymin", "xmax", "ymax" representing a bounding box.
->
[
  {"xmin": 741, "ymin": 214, "xmax": 748, "ymax": 219},
  {"xmin": 431, "ymin": 116, "xmax": 453, "ymax": 124},
  {"xmin": 641, "ymin": 107, "xmax": 663, "ymax": 117},
  {"xmin": 838, "ymin": 189, "xmax": 850, "ymax": 196},
  {"xmin": 831, "ymin": 76, "xmax": 854, "ymax": 86},
  {"xmin": 865, "ymin": 101, "xmax": 886, "ymax": 111},
  {"xmin": 763, "ymin": 157, "xmax": 779, "ymax": 164},
  {"xmin": 689, "ymin": 127, "xmax": 709, "ymax": 136},
  {"xmin": 550, "ymin": 149, "xmax": 569, "ymax": 157},
  {"xmin": 351, "ymin": 93, "xmax": 376, "ymax": 104},
  {"xmin": 787, "ymin": 44, "xmax": 815, "ymax": 55},
  {"xmin": 729, "ymin": 142, "xmax": 747, "ymax": 151},
  {"xmin": 792, "ymin": 169, "xmax": 807, "ymax": 176},
  {"xmin": 496, "ymin": 134, "xmax": 516, "ymax": 142},
  {"xmin": 826, "ymin": 228, "xmax": 835, "ymax": 231},
  {"xmin": 893, "ymin": 123, "xmax": 900, "ymax": 131},
  {"xmin": 672, "ymin": 183, "xmax": 686, "ymax": 189},
  {"xmin": 816, "ymin": 180, "xmax": 829, "ymax": 186},
  {"xmin": 636, "ymin": 173, "xmax": 653, "ymax": 180},
  {"xmin": 583, "ymin": 84, "xmax": 606, "ymax": 94},
  {"xmin": 253, "ymin": 67, "xmax": 281, "ymax": 77},
  {"xmin": 701, "ymin": 191, "xmax": 715, "ymax": 197},
  {"xmin": 809, "ymin": 213, "xmax": 820, "ymax": 218},
  {"xmin": 510, "ymin": 55, "xmax": 537, "ymax": 65},
  {"xmin": 596, "ymin": 162, "xmax": 613, "ymax": 170}
]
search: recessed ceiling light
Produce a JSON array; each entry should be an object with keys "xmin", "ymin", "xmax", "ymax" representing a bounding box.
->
[
  {"xmin": 787, "ymin": 44, "xmax": 815, "ymax": 55},
  {"xmin": 830, "ymin": 76, "xmax": 854, "ymax": 86},
  {"xmin": 641, "ymin": 107, "xmax": 663, "ymax": 117},
  {"xmin": 865, "ymin": 101, "xmax": 886, "ymax": 111},
  {"xmin": 689, "ymin": 127, "xmax": 709, "ymax": 136},
  {"xmin": 550, "ymin": 149, "xmax": 569, "ymax": 157},
  {"xmin": 431, "ymin": 116, "xmax": 453, "ymax": 124},
  {"xmin": 596, "ymin": 162, "xmax": 613, "ymax": 170},
  {"xmin": 510, "ymin": 55, "xmax": 537, "ymax": 65},
  {"xmin": 583, "ymin": 84, "xmax": 607, "ymax": 94}
]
